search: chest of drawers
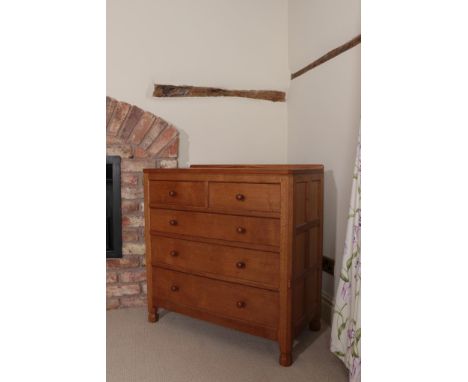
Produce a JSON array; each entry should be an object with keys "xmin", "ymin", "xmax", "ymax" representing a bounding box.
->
[{"xmin": 143, "ymin": 165, "xmax": 324, "ymax": 366}]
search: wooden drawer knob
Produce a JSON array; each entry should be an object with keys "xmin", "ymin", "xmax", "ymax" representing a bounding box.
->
[
  {"xmin": 236, "ymin": 226, "xmax": 246, "ymax": 234},
  {"xmin": 169, "ymin": 190, "xmax": 177, "ymax": 197},
  {"xmin": 235, "ymin": 193, "xmax": 245, "ymax": 201},
  {"xmin": 170, "ymin": 285, "xmax": 179, "ymax": 292},
  {"xmin": 170, "ymin": 250, "xmax": 178, "ymax": 257},
  {"xmin": 236, "ymin": 261, "xmax": 246, "ymax": 269},
  {"xmin": 169, "ymin": 219, "xmax": 178, "ymax": 226},
  {"xmin": 236, "ymin": 301, "xmax": 246, "ymax": 308}
]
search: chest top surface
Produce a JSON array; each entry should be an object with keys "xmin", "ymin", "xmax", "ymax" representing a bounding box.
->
[{"xmin": 143, "ymin": 164, "xmax": 324, "ymax": 175}]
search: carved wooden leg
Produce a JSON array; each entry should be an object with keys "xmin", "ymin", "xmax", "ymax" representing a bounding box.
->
[
  {"xmin": 278, "ymin": 335, "xmax": 292, "ymax": 367},
  {"xmin": 148, "ymin": 306, "xmax": 159, "ymax": 323},
  {"xmin": 278, "ymin": 281, "xmax": 293, "ymax": 366},
  {"xmin": 279, "ymin": 351, "xmax": 292, "ymax": 367}
]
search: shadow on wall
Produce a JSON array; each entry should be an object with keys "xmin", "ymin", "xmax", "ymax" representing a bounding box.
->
[
  {"xmin": 325, "ymin": 161, "xmax": 358, "ymax": 299},
  {"xmin": 177, "ymin": 128, "xmax": 190, "ymax": 168},
  {"xmin": 323, "ymin": 170, "xmax": 337, "ymax": 292}
]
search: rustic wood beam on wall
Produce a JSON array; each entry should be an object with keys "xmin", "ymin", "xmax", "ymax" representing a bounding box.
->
[
  {"xmin": 291, "ymin": 34, "xmax": 361, "ymax": 80},
  {"xmin": 153, "ymin": 84, "xmax": 285, "ymax": 102}
]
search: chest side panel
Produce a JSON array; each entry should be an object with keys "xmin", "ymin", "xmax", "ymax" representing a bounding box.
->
[{"xmin": 291, "ymin": 173, "xmax": 324, "ymax": 336}]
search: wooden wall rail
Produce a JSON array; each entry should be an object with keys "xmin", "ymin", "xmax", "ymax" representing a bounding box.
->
[
  {"xmin": 152, "ymin": 35, "xmax": 360, "ymax": 100},
  {"xmin": 291, "ymin": 35, "xmax": 361, "ymax": 80},
  {"xmin": 153, "ymin": 84, "xmax": 285, "ymax": 102}
]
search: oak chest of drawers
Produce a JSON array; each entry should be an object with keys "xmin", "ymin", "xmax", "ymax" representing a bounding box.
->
[{"xmin": 143, "ymin": 165, "xmax": 324, "ymax": 366}]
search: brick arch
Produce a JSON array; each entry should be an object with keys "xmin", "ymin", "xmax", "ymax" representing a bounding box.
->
[
  {"xmin": 106, "ymin": 96, "xmax": 179, "ymax": 166},
  {"xmin": 106, "ymin": 96, "xmax": 179, "ymax": 310}
]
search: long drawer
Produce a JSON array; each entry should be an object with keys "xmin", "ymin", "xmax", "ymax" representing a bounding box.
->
[
  {"xmin": 153, "ymin": 267, "xmax": 279, "ymax": 328},
  {"xmin": 151, "ymin": 236, "xmax": 279, "ymax": 289},
  {"xmin": 149, "ymin": 209, "xmax": 280, "ymax": 247}
]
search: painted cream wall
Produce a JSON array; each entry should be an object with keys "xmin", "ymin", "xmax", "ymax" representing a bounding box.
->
[
  {"xmin": 287, "ymin": 0, "xmax": 361, "ymax": 299},
  {"xmin": 107, "ymin": 0, "xmax": 289, "ymax": 167},
  {"xmin": 289, "ymin": 0, "xmax": 361, "ymax": 74},
  {"xmin": 108, "ymin": 0, "xmax": 361, "ymax": 300}
]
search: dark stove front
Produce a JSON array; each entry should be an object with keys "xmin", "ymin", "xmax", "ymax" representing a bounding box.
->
[{"xmin": 106, "ymin": 156, "xmax": 122, "ymax": 258}]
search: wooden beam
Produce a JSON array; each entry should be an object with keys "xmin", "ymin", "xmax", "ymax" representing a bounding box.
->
[
  {"xmin": 153, "ymin": 84, "xmax": 285, "ymax": 102},
  {"xmin": 291, "ymin": 35, "xmax": 361, "ymax": 80}
]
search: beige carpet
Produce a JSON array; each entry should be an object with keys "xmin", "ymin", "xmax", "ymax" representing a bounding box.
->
[{"xmin": 107, "ymin": 307, "xmax": 348, "ymax": 382}]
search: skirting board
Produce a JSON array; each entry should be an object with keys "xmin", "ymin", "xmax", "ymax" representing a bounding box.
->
[{"xmin": 321, "ymin": 293, "xmax": 334, "ymax": 326}]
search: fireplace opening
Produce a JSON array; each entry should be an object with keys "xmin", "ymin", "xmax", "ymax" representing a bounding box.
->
[{"xmin": 107, "ymin": 156, "xmax": 122, "ymax": 258}]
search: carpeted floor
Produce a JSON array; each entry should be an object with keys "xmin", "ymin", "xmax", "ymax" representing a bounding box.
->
[{"xmin": 107, "ymin": 307, "xmax": 348, "ymax": 382}]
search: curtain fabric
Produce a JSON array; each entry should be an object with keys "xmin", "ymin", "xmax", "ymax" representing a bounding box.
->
[{"xmin": 330, "ymin": 132, "xmax": 361, "ymax": 382}]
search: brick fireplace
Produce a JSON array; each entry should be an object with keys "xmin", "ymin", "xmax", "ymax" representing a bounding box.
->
[{"xmin": 106, "ymin": 96, "xmax": 179, "ymax": 309}]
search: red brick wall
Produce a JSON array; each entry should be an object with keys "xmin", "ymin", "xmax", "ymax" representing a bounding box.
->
[{"xmin": 106, "ymin": 97, "xmax": 179, "ymax": 309}]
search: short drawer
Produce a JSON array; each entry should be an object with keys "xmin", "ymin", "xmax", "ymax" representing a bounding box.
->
[
  {"xmin": 150, "ymin": 209, "xmax": 280, "ymax": 247},
  {"xmin": 148, "ymin": 180, "xmax": 205, "ymax": 207},
  {"xmin": 153, "ymin": 267, "xmax": 279, "ymax": 328},
  {"xmin": 209, "ymin": 182, "xmax": 280, "ymax": 213},
  {"xmin": 151, "ymin": 236, "xmax": 279, "ymax": 289}
]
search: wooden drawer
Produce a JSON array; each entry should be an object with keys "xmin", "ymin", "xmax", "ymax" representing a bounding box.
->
[
  {"xmin": 209, "ymin": 182, "xmax": 280, "ymax": 212},
  {"xmin": 148, "ymin": 180, "xmax": 205, "ymax": 207},
  {"xmin": 150, "ymin": 209, "xmax": 280, "ymax": 247},
  {"xmin": 153, "ymin": 267, "xmax": 279, "ymax": 328},
  {"xmin": 151, "ymin": 236, "xmax": 279, "ymax": 289}
]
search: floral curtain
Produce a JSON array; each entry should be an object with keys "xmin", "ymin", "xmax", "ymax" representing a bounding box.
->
[{"xmin": 330, "ymin": 131, "xmax": 361, "ymax": 382}]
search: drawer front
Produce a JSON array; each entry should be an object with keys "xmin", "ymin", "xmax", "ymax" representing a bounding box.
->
[
  {"xmin": 153, "ymin": 267, "xmax": 279, "ymax": 328},
  {"xmin": 150, "ymin": 209, "xmax": 280, "ymax": 247},
  {"xmin": 209, "ymin": 182, "xmax": 280, "ymax": 213},
  {"xmin": 151, "ymin": 236, "xmax": 279, "ymax": 288},
  {"xmin": 148, "ymin": 180, "xmax": 206, "ymax": 207}
]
